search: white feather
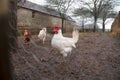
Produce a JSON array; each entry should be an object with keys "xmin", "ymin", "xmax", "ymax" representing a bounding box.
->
[
  {"xmin": 51, "ymin": 29, "xmax": 79, "ymax": 57},
  {"xmin": 38, "ymin": 27, "xmax": 47, "ymax": 44}
]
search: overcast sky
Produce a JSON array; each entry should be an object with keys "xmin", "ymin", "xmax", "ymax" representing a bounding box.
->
[
  {"xmin": 27, "ymin": 0, "xmax": 120, "ymax": 11},
  {"xmin": 27, "ymin": 0, "xmax": 120, "ymax": 29},
  {"xmin": 27, "ymin": 0, "xmax": 46, "ymax": 5}
]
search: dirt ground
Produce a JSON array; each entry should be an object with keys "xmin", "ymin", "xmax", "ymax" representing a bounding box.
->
[{"xmin": 11, "ymin": 33, "xmax": 120, "ymax": 80}]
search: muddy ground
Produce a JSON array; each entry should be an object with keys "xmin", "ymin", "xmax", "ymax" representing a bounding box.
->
[{"xmin": 11, "ymin": 33, "xmax": 120, "ymax": 80}]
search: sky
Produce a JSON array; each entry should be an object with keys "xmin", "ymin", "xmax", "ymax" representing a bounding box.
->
[
  {"xmin": 27, "ymin": 0, "xmax": 46, "ymax": 5},
  {"xmin": 27, "ymin": 0, "xmax": 120, "ymax": 29}
]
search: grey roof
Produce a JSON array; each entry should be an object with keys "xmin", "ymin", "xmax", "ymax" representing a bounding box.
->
[
  {"xmin": 18, "ymin": 1, "xmax": 74, "ymax": 21},
  {"xmin": 64, "ymin": 15, "xmax": 75, "ymax": 22}
]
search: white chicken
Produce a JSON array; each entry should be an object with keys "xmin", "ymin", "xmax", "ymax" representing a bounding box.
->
[
  {"xmin": 51, "ymin": 26, "xmax": 79, "ymax": 57},
  {"xmin": 38, "ymin": 27, "xmax": 47, "ymax": 44}
]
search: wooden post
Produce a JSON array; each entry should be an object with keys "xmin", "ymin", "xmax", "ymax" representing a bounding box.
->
[{"xmin": 0, "ymin": 0, "xmax": 17, "ymax": 80}]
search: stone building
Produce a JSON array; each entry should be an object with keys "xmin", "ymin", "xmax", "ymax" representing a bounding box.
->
[
  {"xmin": 17, "ymin": 1, "xmax": 76, "ymax": 34},
  {"xmin": 111, "ymin": 11, "xmax": 120, "ymax": 39}
]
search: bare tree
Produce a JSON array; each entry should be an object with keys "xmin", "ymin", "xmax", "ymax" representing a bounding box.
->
[
  {"xmin": 45, "ymin": 0, "xmax": 74, "ymax": 33},
  {"xmin": 99, "ymin": 0, "xmax": 116, "ymax": 32},
  {"xmin": 73, "ymin": 7, "xmax": 92, "ymax": 32},
  {"xmin": 83, "ymin": 0, "xmax": 104, "ymax": 32},
  {"xmin": 75, "ymin": 0, "xmax": 116, "ymax": 32}
]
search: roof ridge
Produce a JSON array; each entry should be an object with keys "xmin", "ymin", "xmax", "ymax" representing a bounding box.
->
[{"xmin": 18, "ymin": 1, "xmax": 74, "ymax": 21}]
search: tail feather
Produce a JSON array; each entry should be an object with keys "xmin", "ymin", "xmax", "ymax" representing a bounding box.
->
[{"xmin": 72, "ymin": 28, "xmax": 79, "ymax": 43}]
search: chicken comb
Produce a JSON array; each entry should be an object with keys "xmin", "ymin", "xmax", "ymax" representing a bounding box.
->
[{"xmin": 54, "ymin": 26, "xmax": 60, "ymax": 31}]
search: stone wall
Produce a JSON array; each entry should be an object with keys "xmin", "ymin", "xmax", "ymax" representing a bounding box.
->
[
  {"xmin": 17, "ymin": 7, "xmax": 76, "ymax": 35},
  {"xmin": 111, "ymin": 11, "xmax": 120, "ymax": 39}
]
